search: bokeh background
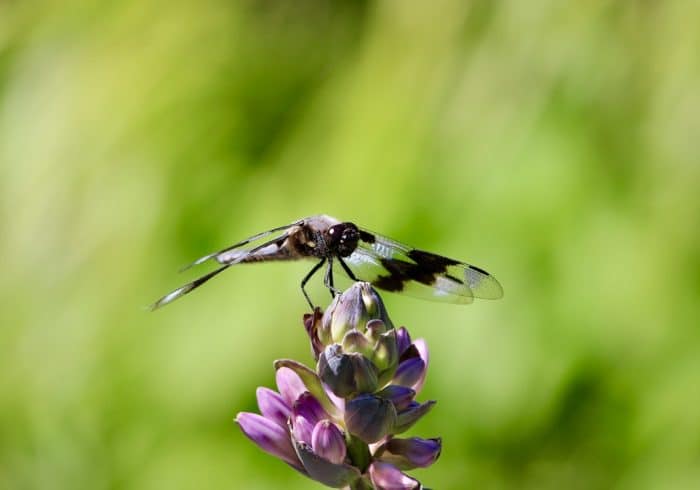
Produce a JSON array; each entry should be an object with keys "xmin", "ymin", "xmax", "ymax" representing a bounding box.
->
[{"xmin": 1, "ymin": 1, "xmax": 699, "ymax": 489}]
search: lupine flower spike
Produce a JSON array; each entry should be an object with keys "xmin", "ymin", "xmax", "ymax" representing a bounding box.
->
[{"xmin": 236, "ymin": 282, "xmax": 441, "ymax": 489}]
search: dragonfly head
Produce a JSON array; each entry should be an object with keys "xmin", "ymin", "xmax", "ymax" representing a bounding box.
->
[{"xmin": 327, "ymin": 222, "xmax": 360, "ymax": 257}]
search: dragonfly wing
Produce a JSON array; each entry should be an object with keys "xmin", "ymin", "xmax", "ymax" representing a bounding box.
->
[
  {"xmin": 152, "ymin": 220, "xmax": 306, "ymax": 310},
  {"xmin": 343, "ymin": 229, "xmax": 503, "ymax": 303},
  {"xmin": 150, "ymin": 265, "xmax": 231, "ymax": 310},
  {"xmin": 343, "ymin": 247, "xmax": 473, "ymax": 303},
  {"xmin": 180, "ymin": 220, "xmax": 303, "ymax": 271}
]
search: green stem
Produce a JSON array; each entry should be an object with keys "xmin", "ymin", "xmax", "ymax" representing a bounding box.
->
[
  {"xmin": 345, "ymin": 434, "xmax": 371, "ymax": 473},
  {"xmin": 348, "ymin": 476, "xmax": 373, "ymax": 490}
]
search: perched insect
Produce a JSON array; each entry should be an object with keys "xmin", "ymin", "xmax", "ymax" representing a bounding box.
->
[{"xmin": 151, "ymin": 215, "xmax": 503, "ymax": 310}]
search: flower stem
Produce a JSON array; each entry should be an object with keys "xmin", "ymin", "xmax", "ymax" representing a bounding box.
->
[
  {"xmin": 345, "ymin": 433, "xmax": 371, "ymax": 473},
  {"xmin": 348, "ymin": 476, "xmax": 374, "ymax": 490}
]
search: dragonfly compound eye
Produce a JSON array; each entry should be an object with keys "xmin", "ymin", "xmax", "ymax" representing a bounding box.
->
[{"xmin": 336, "ymin": 223, "xmax": 360, "ymax": 257}]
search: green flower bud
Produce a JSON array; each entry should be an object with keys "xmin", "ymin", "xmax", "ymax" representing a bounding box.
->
[
  {"xmin": 341, "ymin": 330, "xmax": 374, "ymax": 358},
  {"xmin": 372, "ymin": 329, "xmax": 399, "ymax": 375},
  {"xmin": 321, "ymin": 283, "xmax": 393, "ymax": 345}
]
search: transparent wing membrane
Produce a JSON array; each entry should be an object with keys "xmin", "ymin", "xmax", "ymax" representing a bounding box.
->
[
  {"xmin": 342, "ymin": 229, "xmax": 503, "ymax": 304},
  {"xmin": 179, "ymin": 221, "xmax": 301, "ymax": 271},
  {"xmin": 150, "ymin": 221, "xmax": 301, "ymax": 310},
  {"xmin": 150, "ymin": 217, "xmax": 503, "ymax": 310}
]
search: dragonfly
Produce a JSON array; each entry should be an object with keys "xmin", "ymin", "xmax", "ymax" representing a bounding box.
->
[{"xmin": 150, "ymin": 215, "xmax": 503, "ymax": 310}]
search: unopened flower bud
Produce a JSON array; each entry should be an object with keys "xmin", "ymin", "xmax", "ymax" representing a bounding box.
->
[
  {"xmin": 411, "ymin": 339, "xmax": 429, "ymax": 394},
  {"xmin": 365, "ymin": 319, "xmax": 389, "ymax": 344},
  {"xmin": 372, "ymin": 329, "xmax": 399, "ymax": 376},
  {"xmin": 393, "ymin": 338, "xmax": 429, "ymax": 393},
  {"xmin": 321, "ymin": 283, "xmax": 393, "ymax": 344},
  {"xmin": 275, "ymin": 367, "xmax": 307, "ymax": 407},
  {"xmin": 318, "ymin": 345, "xmax": 379, "ymax": 397},
  {"xmin": 376, "ymin": 385, "xmax": 416, "ymax": 412},
  {"xmin": 341, "ymin": 329, "xmax": 373, "ymax": 358},
  {"xmin": 291, "ymin": 392, "xmax": 328, "ymax": 444},
  {"xmin": 345, "ymin": 394, "xmax": 397, "ymax": 443},
  {"xmin": 235, "ymin": 412, "xmax": 300, "ymax": 468},
  {"xmin": 393, "ymin": 357, "xmax": 425, "ymax": 388},
  {"xmin": 256, "ymin": 387, "xmax": 291, "ymax": 428},
  {"xmin": 369, "ymin": 461, "xmax": 420, "ymax": 490},
  {"xmin": 375, "ymin": 437, "xmax": 442, "ymax": 470},
  {"xmin": 395, "ymin": 327, "xmax": 412, "ymax": 356},
  {"xmin": 393, "ymin": 400, "xmax": 436, "ymax": 434},
  {"xmin": 360, "ymin": 283, "xmax": 390, "ymax": 322},
  {"xmin": 311, "ymin": 420, "xmax": 347, "ymax": 465}
]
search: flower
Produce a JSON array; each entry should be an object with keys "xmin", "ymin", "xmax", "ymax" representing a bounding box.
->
[
  {"xmin": 236, "ymin": 282, "xmax": 440, "ymax": 489},
  {"xmin": 237, "ymin": 367, "xmax": 362, "ymax": 487},
  {"xmin": 373, "ymin": 437, "xmax": 442, "ymax": 470}
]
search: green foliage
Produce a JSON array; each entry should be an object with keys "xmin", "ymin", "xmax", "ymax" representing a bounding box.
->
[{"xmin": 1, "ymin": 1, "xmax": 699, "ymax": 488}]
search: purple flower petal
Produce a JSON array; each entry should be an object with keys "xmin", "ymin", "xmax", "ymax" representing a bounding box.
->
[
  {"xmin": 256, "ymin": 387, "xmax": 291, "ymax": 428},
  {"xmin": 411, "ymin": 339, "xmax": 429, "ymax": 393},
  {"xmin": 293, "ymin": 440, "xmax": 362, "ymax": 487},
  {"xmin": 376, "ymin": 385, "xmax": 416, "ymax": 411},
  {"xmin": 323, "ymin": 383, "xmax": 345, "ymax": 413},
  {"xmin": 311, "ymin": 420, "xmax": 346, "ymax": 464},
  {"xmin": 275, "ymin": 359, "xmax": 341, "ymax": 418},
  {"xmin": 369, "ymin": 461, "xmax": 421, "ymax": 490},
  {"xmin": 276, "ymin": 367, "xmax": 307, "ymax": 407},
  {"xmin": 293, "ymin": 392, "xmax": 328, "ymax": 425},
  {"xmin": 394, "ymin": 400, "xmax": 436, "ymax": 434},
  {"xmin": 235, "ymin": 412, "xmax": 300, "ymax": 468},
  {"xmin": 292, "ymin": 413, "xmax": 315, "ymax": 445},
  {"xmin": 395, "ymin": 327, "xmax": 412, "ymax": 356},
  {"xmin": 376, "ymin": 437, "xmax": 442, "ymax": 470},
  {"xmin": 291, "ymin": 392, "xmax": 329, "ymax": 444},
  {"xmin": 393, "ymin": 357, "xmax": 425, "ymax": 388}
]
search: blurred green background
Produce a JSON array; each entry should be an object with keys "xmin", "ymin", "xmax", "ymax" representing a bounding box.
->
[{"xmin": 1, "ymin": 1, "xmax": 699, "ymax": 489}]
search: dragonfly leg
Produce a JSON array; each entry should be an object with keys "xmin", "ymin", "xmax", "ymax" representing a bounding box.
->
[
  {"xmin": 337, "ymin": 256, "xmax": 359, "ymax": 281},
  {"xmin": 301, "ymin": 258, "xmax": 326, "ymax": 309},
  {"xmin": 324, "ymin": 257, "xmax": 343, "ymax": 298}
]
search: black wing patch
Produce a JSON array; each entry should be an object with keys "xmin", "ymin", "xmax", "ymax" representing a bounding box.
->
[
  {"xmin": 343, "ymin": 229, "xmax": 503, "ymax": 303},
  {"xmin": 373, "ymin": 250, "xmax": 461, "ymax": 292}
]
